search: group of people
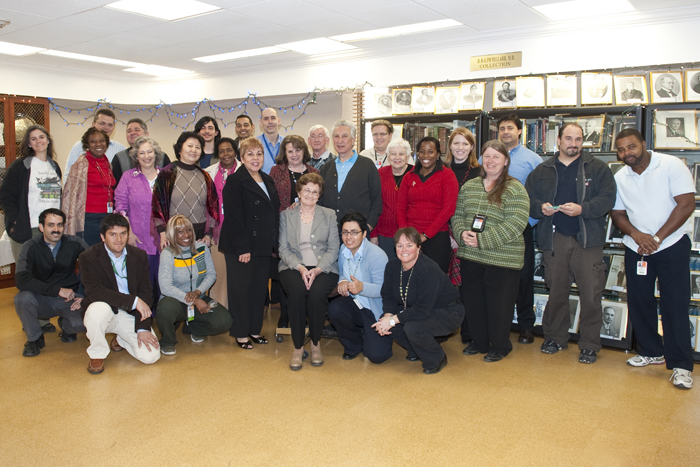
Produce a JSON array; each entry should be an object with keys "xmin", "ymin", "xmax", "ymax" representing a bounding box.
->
[{"xmin": 1, "ymin": 108, "xmax": 695, "ymax": 388}]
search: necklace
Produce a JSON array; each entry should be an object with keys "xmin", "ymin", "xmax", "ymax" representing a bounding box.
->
[
  {"xmin": 90, "ymin": 153, "xmax": 114, "ymax": 203},
  {"xmin": 399, "ymin": 265, "xmax": 414, "ymax": 310},
  {"xmin": 299, "ymin": 206, "xmax": 314, "ymax": 224}
]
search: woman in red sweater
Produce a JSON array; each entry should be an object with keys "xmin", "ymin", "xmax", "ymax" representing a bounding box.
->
[
  {"xmin": 396, "ymin": 136, "xmax": 458, "ymax": 273},
  {"xmin": 370, "ymin": 138, "xmax": 412, "ymax": 259}
]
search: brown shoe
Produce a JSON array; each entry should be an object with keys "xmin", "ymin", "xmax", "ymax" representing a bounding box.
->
[
  {"xmin": 110, "ymin": 335, "xmax": 124, "ymax": 352},
  {"xmin": 289, "ymin": 348, "xmax": 304, "ymax": 371},
  {"xmin": 310, "ymin": 342, "xmax": 324, "ymax": 367},
  {"xmin": 87, "ymin": 358, "xmax": 105, "ymax": 374}
]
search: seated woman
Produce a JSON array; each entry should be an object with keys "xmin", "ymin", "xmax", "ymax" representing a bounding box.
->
[
  {"xmin": 373, "ymin": 227, "xmax": 464, "ymax": 375},
  {"xmin": 156, "ymin": 215, "xmax": 233, "ymax": 356},
  {"xmin": 278, "ymin": 173, "xmax": 339, "ymax": 370},
  {"xmin": 451, "ymin": 140, "xmax": 529, "ymax": 363}
]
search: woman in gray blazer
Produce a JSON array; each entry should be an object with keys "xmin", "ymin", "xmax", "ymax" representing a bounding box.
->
[{"xmin": 278, "ymin": 173, "xmax": 339, "ymax": 370}]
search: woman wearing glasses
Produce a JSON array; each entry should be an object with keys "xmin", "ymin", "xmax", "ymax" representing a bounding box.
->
[{"xmin": 278, "ymin": 173, "xmax": 339, "ymax": 370}]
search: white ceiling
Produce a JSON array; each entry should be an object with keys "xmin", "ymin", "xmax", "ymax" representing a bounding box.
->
[{"xmin": 0, "ymin": 0, "xmax": 699, "ymax": 83}]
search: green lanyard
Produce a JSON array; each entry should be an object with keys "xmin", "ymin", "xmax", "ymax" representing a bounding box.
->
[{"xmin": 109, "ymin": 257, "xmax": 127, "ymax": 279}]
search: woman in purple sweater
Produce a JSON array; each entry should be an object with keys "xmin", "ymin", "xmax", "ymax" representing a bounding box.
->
[{"xmin": 115, "ymin": 136, "xmax": 164, "ymax": 306}]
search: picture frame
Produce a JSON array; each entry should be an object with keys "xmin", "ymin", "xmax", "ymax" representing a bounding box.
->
[
  {"xmin": 515, "ymin": 76, "xmax": 545, "ymax": 108},
  {"xmin": 533, "ymin": 250, "xmax": 544, "ymax": 282},
  {"xmin": 546, "ymin": 74, "xmax": 577, "ymax": 107},
  {"xmin": 375, "ymin": 93, "xmax": 393, "ymax": 117},
  {"xmin": 690, "ymin": 316, "xmax": 698, "ymax": 351},
  {"xmin": 568, "ymin": 296, "xmax": 581, "ymax": 334},
  {"xmin": 611, "ymin": 115, "xmax": 638, "ymax": 148},
  {"xmin": 581, "ymin": 72, "xmax": 613, "ymax": 105},
  {"xmin": 600, "ymin": 300, "xmax": 627, "ymax": 340},
  {"xmin": 605, "ymin": 255, "xmax": 626, "ymax": 292},
  {"xmin": 435, "ymin": 87, "xmax": 459, "ymax": 114},
  {"xmin": 613, "ymin": 75, "xmax": 648, "ymax": 105},
  {"xmin": 695, "ymin": 164, "xmax": 700, "ymax": 200},
  {"xmin": 392, "ymin": 88, "xmax": 412, "ymax": 115},
  {"xmin": 653, "ymin": 109, "xmax": 697, "ymax": 149},
  {"xmin": 608, "ymin": 161, "xmax": 625, "ymax": 177},
  {"xmin": 693, "ymin": 211, "xmax": 700, "ymax": 250},
  {"xmin": 691, "ymin": 270, "xmax": 700, "ymax": 301},
  {"xmin": 651, "ymin": 71, "xmax": 683, "ymax": 103},
  {"xmin": 577, "ymin": 115, "xmax": 605, "ymax": 148},
  {"xmin": 534, "ymin": 293, "xmax": 548, "ymax": 326},
  {"xmin": 493, "ymin": 79, "xmax": 516, "ymax": 108},
  {"xmin": 606, "ymin": 216, "xmax": 624, "ymax": 244},
  {"xmin": 411, "ymin": 86, "xmax": 436, "ymax": 114},
  {"xmin": 459, "ymin": 82, "xmax": 485, "ymax": 111},
  {"xmin": 685, "ymin": 69, "xmax": 700, "ymax": 103}
]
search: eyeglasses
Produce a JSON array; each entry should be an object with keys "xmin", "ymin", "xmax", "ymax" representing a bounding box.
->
[
  {"xmin": 302, "ymin": 188, "xmax": 320, "ymax": 196},
  {"xmin": 309, "ymin": 134, "xmax": 326, "ymax": 140},
  {"xmin": 341, "ymin": 230, "xmax": 362, "ymax": 236},
  {"xmin": 372, "ymin": 132, "xmax": 389, "ymax": 138}
]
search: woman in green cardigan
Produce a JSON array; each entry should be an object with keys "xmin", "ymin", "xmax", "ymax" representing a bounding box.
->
[{"xmin": 452, "ymin": 140, "xmax": 530, "ymax": 363}]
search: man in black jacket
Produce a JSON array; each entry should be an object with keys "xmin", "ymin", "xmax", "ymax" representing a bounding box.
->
[{"xmin": 14, "ymin": 208, "xmax": 88, "ymax": 357}]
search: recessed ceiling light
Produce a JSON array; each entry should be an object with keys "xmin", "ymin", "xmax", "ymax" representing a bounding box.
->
[
  {"xmin": 0, "ymin": 40, "xmax": 46, "ymax": 56},
  {"xmin": 40, "ymin": 50, "xmax": 141, "ymax": 67},
  {"xmin": 276, "ymin": 38, "xmax": 356, "ymax": 55},
  {"xmin": 194, "ymin": 46, "xmax": 288, "ymax": 63},
  {"xmin": 330, "ymin": 19, "xmax": 462, "ymax": 42},
  {"xmin": 105, "ymin": 0, "xmax": 221, "ymax": 22},
  {"xmin": 533, "ymin": 0, "xmax": 634, "ymax": 21},
  {"xmin": 124, "ymin": 64, "xmax": 194, "ymax": 76}
]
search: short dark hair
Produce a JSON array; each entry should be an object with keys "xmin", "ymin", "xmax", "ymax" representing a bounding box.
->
[
  {"xmin": 81, "ymin": 127, "xmax": 110, "ymax": 151},
  {"xmin": 615, "ymin": 128, "xmax": 644, "ymax": 144},
  {"xmin": 236, "ymin": 114, "xmax": 253, "ymax": 126},
  {"xmin": 39, "ymin": 208, "xmax": 65, "ymax": 226},
  {"xmin": 126, "ymin": 117, "xmax": 147, "ymax": 132},
  {"xmin": 94, "ymin": 108, "xmax": 116, "ymax": 122},
  {"xmin": 173, "ymin": 131, "xmax": 205, "ymax": 160},
  {"xmin": 393, "ymin": 226, "xmax": 422, "ymax": 247},
  {"xmin": 416, "ymin": 136, "xmax": 441, "ymax": 154},
  {"xmin": 194, "ymin": 116, "xmax": 221, "ymax": 143},
  {"xmin": 497, "ymin": 113, "xmax": 522, "ymax": 131},
  {"xmin": 340, "ymin": 212, "xmax": 368, "ymax": 235},
  {"xmin": 558, "ymin": 122, "xmax": 583, "ymax": 138},
  {"xmin": 100, "ymin": 213, "xmax": 130, "ymax": 236},
  {"xmin": 216, "ymin": 137, "xmax": 237, "ymax": 157}
]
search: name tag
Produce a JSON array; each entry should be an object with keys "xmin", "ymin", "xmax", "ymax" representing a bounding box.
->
[{"xmin": 637, "ymin": 260, "xmax": 647, "ymax": 276}]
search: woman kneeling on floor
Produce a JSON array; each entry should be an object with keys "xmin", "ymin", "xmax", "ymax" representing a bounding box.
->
[{"xmin": 156, "ymin": 215, "xmax": 232, "ymax": 355}]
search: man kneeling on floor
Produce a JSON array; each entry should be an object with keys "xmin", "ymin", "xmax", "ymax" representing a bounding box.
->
[
  {"xmin": 15, "ymin": 208, "xmax": 88, "ymax": 356},
  {"xmin": 80, "ymin": 214, "xmax": 160, "ymax": 374}
]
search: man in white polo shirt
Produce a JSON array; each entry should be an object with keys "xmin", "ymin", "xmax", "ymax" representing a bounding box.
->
[{"xmin": 611, "ymin": 129, "xmax": 695, "ymax": 389}]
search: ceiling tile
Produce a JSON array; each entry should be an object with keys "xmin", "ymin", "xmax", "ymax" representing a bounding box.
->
[
  {"xmin": 228, "ymin": 0, "xmax": 336, "ymax": 24},
  {"xmin": 0, "ymin": 8, "xmax": 53, "ymax": 35},
  {"xmin": 301, "ymin": 0, "xmax": 410, "ymax": 15},
  {"xmin": 286, "ymin": 14, "xmax": 374, "ymax": 37},
  {"xmin": 129, "ymin": 21, "xmax": 219, "ymax": 44},
  {"xmin": 56, "ymin": 33, "xmax": 172, "ymax": 58},
  {"xmin": 0, "ymin": 0, "xmax": 96, "ymax": 18},
  {"xmin": 414, "ymin": 0, "xmax": 523, "ymax": 17},
  {"xmin": 128, "ymin": 36, "xmax": 259, "ymax": 64},
  {"xmin": 201, "ymin": 0, "xmax": 267, "ymax": 7},
  {"xmin": 0, "ymin": 19, "xmax": 114, "ymax": 48},
  {"xmin": 457, "ymin": 7, "xmax": 549, "ymax": 31},
  {"xmin": 227, "ymin": 24, "xmax": 316, "ymax": 47},
  {"xmin": 627, "ymin": 0, "xmax": 700, "ymax": 9},
  {"xmin": 58, "ymin": 7, "xmax": 164, "ymax": 31},
  {"xmin": 343, "ymin": 3, "xmax": 446, "ymax": 28},
  {"xmin": 177, "ymin": 9, "xmax": 274, "ymax": 34}
]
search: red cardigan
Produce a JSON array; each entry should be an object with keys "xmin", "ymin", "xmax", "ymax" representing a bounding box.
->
[
  {"xmin": 371, "ymin": 166, "xmax": 405, "ymax": 239},
  {"xmin": 396, "ymin": 164, "xmax": 459, "ymax": 238}
]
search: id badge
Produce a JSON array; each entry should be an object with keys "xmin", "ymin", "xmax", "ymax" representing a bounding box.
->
[
  {"xmin": 353, "ymin": 298, "xmax": 364, "ymax": 309},
  {"xmin": 107, "ymin": 202, "xmax": 113, "ymax": 214},
  {"xmin": 471, "ymin": 214, "xmax": 487, "ymax": 232},
  {"xmin": 637, "ymin": 260, "xmax": 647, "ymax": 276},
  {"xmin": 375, "ymin": 160, "xmax": 382, "ymax": 169},
  {"xmin": 187, "ymin": 304, "xmax": 195, "ymax": 321}
]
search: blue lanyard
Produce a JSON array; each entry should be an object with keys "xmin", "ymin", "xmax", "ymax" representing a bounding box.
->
[{"xmin": 261, "ymin": 136, "xmax": 279, "ymax": 166}]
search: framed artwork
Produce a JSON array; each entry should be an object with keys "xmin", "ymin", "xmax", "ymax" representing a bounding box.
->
[
  {"xmin": 435, "ymin": 87, "xmax": 459, "ymax": 114},
  {"xmin": 692, "ymin": 316, "xmax": 699, "ymax": 351},
  {"xmin": 608, "ymin": 161, "xmax": 625, "ymax": 177},
  {"xmin": 650, "ymin": 71, "xmax": 683, "ymax": 103},
  {"xmin": 533, "ymin": 250, "xmax": 544, "ymax": 282},
  {"xmin": 695, "ymin": 165, "xmax": 700, "ymax": 200},
  {"xmin": 392, "ymin": 89, "xmax": 412, "ymax": 115},
  {"xmin": 512, "ymin": 305, "xmax": 518, "ymax": 324},
  {"xmin": 581, "ymin": 72, "xmax": 613, "ymax": 105},
  {"xmin": 392, "ymin": 124, "xmax": 404, "ymax": 142},
  {"xmin": 600, "ymin": 301, "xmax": 628, "ymax": 340},
  {"xmin": 375, "ymin": 93, "xmax": 393, "ymax": 117},
  {"xmin": 613, "ymin": 75, "xmax": 648, "ymax": 105},
  {"xmin": 606, "ymin": 216, "xmax": 624, "ymax": 244},
  {"xmin": 653, "ymin": 109, "xmax": 697, "ymax": 149},
  {"xmin": 515, "ymin": 76, "xmax": 545, "ymax": 108},
  {"xmin": 685, "ymin": 69, "xmax": 700, "ymax": 102},
  {"xmin": 568, "ymin": 296, "xmax": 581, "ymax": 334},
  {"xmin": 534, "ymin": 293, "xmax": 548, "ymax": 326},
  {"xmin": 459, "ymin": 82, "xmax": 485, "ymax": 110},
  {"xmin": 605, "ymin": 255, "xmax": 626, "ymax": 292},
  {"xmin": 577, "ymin": 115, "xmax": 605, "ymax": 148},
  {"xmin": 546, "ymin": 74, "xmax": 577, "ymax": 107},
  {"xmin": 693, "ymin": 211, "xmax": 700, "ymax": 250},
  {"xmin": 691, "ymin": 270, "xmax": 700, "ymax": 301},
  {"xmin": 493, "ymin": 79, "xmax": 516, "ymax": 108},
  {"xmin": 411, "ymin": 86, "xmax": 435, "ymax": 114},
  {"xmin": 654, "ymin": 278, "xmax": 660, "ymax": 298},
  {"xmin": 611, "ymin": 116, "xmax": 638, "ymax": 148}
]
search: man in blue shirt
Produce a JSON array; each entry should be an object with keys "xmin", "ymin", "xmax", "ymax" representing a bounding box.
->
[{"xmin": 257, "ymin": 108, "xmax": 283, "ymax": 174}]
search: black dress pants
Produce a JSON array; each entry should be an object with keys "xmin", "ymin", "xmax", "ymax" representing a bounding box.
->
[
  {"xmin": 225, "ymin": 253, "xmax": 270, "ymax": 338},
  {"xmin": 327, "ymin": 296, "xmax": 393, "ymax": 364}
]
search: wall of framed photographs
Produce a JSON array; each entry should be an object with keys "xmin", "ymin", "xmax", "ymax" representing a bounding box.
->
[{"xmin": 361, "ymin": 62, "xmax": 700, "ymax": 357}]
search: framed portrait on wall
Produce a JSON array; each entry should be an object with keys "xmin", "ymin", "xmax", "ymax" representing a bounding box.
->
[
  {"xmin": 493, "ymin": 79, "xmax": 516, "ymax": 108},
  {"xmin": 650, "ymin": 71, "xmax": 683, "ymax": 103},
  {"xmin": 411, "ymin": 86, "xmax": 435, "ymax": 114},
  {"xmin": 364, "ymin": 87, "xmax": 391, "ymax": 118},
  {"xmin": 600, "ymin": 301, "xmax": 627, "ymax": 340},
  {"xmin": 533, "ymin": 250, "xmax": 544, "ymax": 282},
  {"xmin": 459, "ymin": 82, "xmax": 485, "ymax": 110},
  {"xmin": 692, "ymin": 211, "xmax": 700, "ymax": 250},
  {"xmin": 605, "ymin": 255, "xmax": 626, "ymax": 292},
  {"xmin": 611, "ymin": 115, "xmax": 638, "ymax": 146},
  {"xmin": 546, "ymin": 74, "xmax": 577, "ymax": 107},
  {"xmin": 534, "ymin": 294, "xmax": 548, "ymax": 326},
  {"xmin": 392, "ymin": 89, "xmax": 412, "ymax": 115},
  {"xmin": 568, "ymin": 296, "xmax": 581, "ymax": 334},
  {"xmin": 581, "ymin": 72, "xmax": 613, "ymax": 105},
  {"xmin": 577, "ymin": 115, "xmax": 605, "ymax": 148},
  {"xmin": 435, "ymin": 87, "xmax": 459, "ymax": 114},
  {"xmin": 653, "ymin": 109, "xmax": 697, "ymax": 149},
  {"xmin": 691, "ymin": 270, "xmax": 700, "ymax": 301},
  {"xmin": 694, "ymin": 165, "xmax": 700, "ymax": 199},
  {"xmin": 691, "ymin": 316, "xmax": 698, "ymax": 351},
  {"xmin": 515, "ymin": 76, "xmax": 545, "ymax": 107},
  {"xmin": 613, "ymin": 75, "xmax": 648, "ymax": 104},
  {"xmin": 685, "ymin": 69, "xmax": 700, "ymax": 102},
  {"xmin": 606, "ymin": 216, "xmax": 624, "ymax": 244},
  {"xmin": 375, "ymin": 93, "xmax": 393, "ymax": 117}
]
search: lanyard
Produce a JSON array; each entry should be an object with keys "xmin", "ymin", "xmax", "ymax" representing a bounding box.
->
[
  {"xmin": 91, "ymin": 153, "xmax": 114, "ymax": 202},
  {"xmin": 262, "ymin": 136, "xmax": 279, "ymax": 167},
  {"xmin": 399, "ymin": 266, "xmax": 414, "ymax": 310},
  {"xmin": 177, "ymin": 253, "xmax": 195, "ymax": 292},
  {"xmin": 345, "ymin": 255, "xmax": 362, "ymax": 282},
  {"xmin": 109, "ymin": 257, "xmax": 127, "ymax": 279}
]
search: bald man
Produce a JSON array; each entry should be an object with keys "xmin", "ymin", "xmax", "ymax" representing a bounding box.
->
[{"xmin": 257, "ymin": 108, "xmax": 283, "ymax": 174}]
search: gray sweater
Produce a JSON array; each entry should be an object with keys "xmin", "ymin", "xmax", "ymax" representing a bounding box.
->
[{"xmin": 158, "ymin": 241, "xmax": 216, "ymax": 303}]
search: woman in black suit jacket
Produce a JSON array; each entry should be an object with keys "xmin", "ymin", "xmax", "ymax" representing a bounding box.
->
[{"xmin": 219, "ymin": 137, "xmax": 281, "ymax": 349}]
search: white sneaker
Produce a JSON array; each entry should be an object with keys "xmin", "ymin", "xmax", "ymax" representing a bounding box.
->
[
  {"xmin": 191, "ymin": 334, "xmax": 204, "ymax": 343},
  {"xmin": 626, "ymin": 355, "xmax": 665, "ymax": 367},
  {"xmin": 670, "ymin": 368, "xmax": 693, "ymax": 389}
]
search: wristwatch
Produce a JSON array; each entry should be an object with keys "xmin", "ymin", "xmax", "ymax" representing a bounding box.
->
[
  {"xmin": 389, "ymin": 315, "xmax": 396, "ymax": 327},
  {"xmin": 653, "ymin": 235, "xmax": 661, "ymax": 243}
]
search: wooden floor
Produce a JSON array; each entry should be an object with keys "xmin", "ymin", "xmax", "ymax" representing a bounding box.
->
[{"xmin": 1, "ymin": 285, "xmax": 698, "ymax": 467}]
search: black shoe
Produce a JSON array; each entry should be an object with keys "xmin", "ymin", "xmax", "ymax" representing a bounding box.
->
[
  {"xmin": 406, "ymin": 355, "xmax": 419, "ymax": 361},
  {"xmin": 462, "ymin": 343, "xmax": 481, "ymax": 355},
  {"xmin": 321, "ymin": 324, "xmax": 338, "ymax": 340},
  {"xmin": 181, "ymin": 321, "xmax": 191, "ymax": 335},
  {"xmin": 579, "ymin": 349, "xmax": 597, "ymax": 364},
  {"xmin": 57, "ymin": 317, "xmax": 77, "ymax": 343},
  {"xmin": 484, "ymin": 351, "xmax": 504, "ymax": 362},
  {"xmin": 23, "ymin": 335, "xmax": 45, "ymax": 357},
  {"xmin": 41, "ymin": 322, "xmax": 56, "ymax": 333},
  {"xmin": 461, "ymin": 337, "xmax": 473, "ymax": 345},
  {"xmin": 423, "ymin": 355, "xmax": 448, "ymax": 374},
  {"xmin": 518, "ymin": 329, "xmax": 534, "ymax": 344},
  {"xmin": 342, "ymin": 352, "xmax": 357, "ymax": 360},
  {"xmin": 541, "ymin": 340, "xmax": 564, "ymax": 354},
  {"xmin": 277, "ymin": 320, "xmax": 289, "ymax": 329}
]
